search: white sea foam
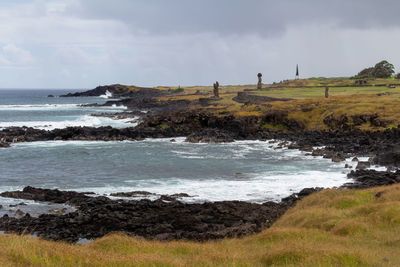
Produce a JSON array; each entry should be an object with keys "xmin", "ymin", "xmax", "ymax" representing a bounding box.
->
[
  {"xmin": 74, "ymin": 170, "xmax": 349, "ymax": 203},
  {"xmin": 0, "ymin": 104, "xmax": 81, "ymax": 111},
  {"xmin": 2, "ymin": 138, "xmax": 355, "ymax": 203},
  {"xmin": 143, "ymin": 137, "xmax": 187, "ymax": 143},
  {"xmin": 99, "ymin": 90, "xmax": 113, "ymax": 99},
  {"xmin": 0, "ymin": 115, "xmax": 136, "ymax": 130},
  {"xmin": 0, "ymin": 103, "xmax": 127, "ymax": 111}
]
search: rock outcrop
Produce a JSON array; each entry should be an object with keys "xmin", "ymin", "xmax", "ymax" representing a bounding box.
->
[
  {"xmin": 60, "ymin": 84, "xmax": 166, "ymax": 98},
  {"xmin": 0, "ymin": 142, "xmax": 10, "ymax": 148},
  {"xmin": 0, "ymin": 186, "xmax": 312, "ymax": 243},
  {"xmin": 233, "ymin": 92, "xmax": 292, "ymax": 104},
  {"xmin": 345, "ymin": 170, "xmax": 400, "ymax": 189}
]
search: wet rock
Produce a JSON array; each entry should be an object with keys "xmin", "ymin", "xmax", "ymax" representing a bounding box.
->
[
  {"xmin": 281, "ymin": 188, "xmax": 323, "ymax": 207},
  {"xmin": 110, "ymin": 191, "xmax": 155, "ymax": 198},
  {"xmin": 356, "ymin": 161, "xmax": 371, "ymax": 170},
  {"xmin": 169, "ymin": 193, "xmax": 191, "ymax": 198},
  {"xmin": 186, "ymin": 129, "xmax": 235, "ymax": 143},
  {"xmin": 8, "ymin": 203, "xmax": 26, "ymax": 207},
  {"xmin": 345, "ymin": 170, "xmax": 400, "ymax": 189},
  {"xmin": 332, "ymin": 154, "xmax": 346, "ymax": 163},
  {"xmin": 15, "ymin": 209, "xmax": 24, "ymax": 217},
  {"xmin": 48, "ymin": 208, "xmax": 68, "ymax": 215},
  {"xmin": 0, "ymin": 187, "xmax": 93, "ymax": 205},
  {"xmin": 0, "ymin": 188, "xmax": 292, "ymax": 243},
  {"xmin": 312, "ymin": 149, "xmax": 325, "ymax": 157},
  {"xmin": 374, "ymin": 148, "xmax": 400, "ymax": 167},
  {"xmin": 0, "ymin": 142, "xmax": 10, "ymax": 148}
]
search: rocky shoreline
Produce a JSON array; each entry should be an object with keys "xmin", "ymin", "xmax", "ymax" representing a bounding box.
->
[
  {"xmin": 0, "ymin": 186, "xmax": 307, "ymax": 243},
  {"xmin": 0, "ymin": 167, "xmax": 398, "ymax": 243},
  {"xmin": 1, "ymin": 114, "xmax": 399, "ymax": 169},
  {"xmin": 1, "ymin": 86, "xmax": 400, "ymax": 243},
  {"xmin": 3, "ymin": 85, "xmax": 398, "ymax": 170}
]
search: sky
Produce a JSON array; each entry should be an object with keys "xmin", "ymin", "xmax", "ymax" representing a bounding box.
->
[{"xmin": 0, "ymin": 0, "xmax": 399, "ymax": 89}]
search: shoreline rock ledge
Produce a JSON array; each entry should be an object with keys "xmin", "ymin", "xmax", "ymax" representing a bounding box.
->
[{"xmin": 0, "ymin": 187, "xmax": 319, "ymax": 243}]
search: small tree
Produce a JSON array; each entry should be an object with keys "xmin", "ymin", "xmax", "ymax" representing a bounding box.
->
[
  {"xmin": 373, "ymin": 60, "xmax": 395, "ymax": 78},
  {"xmin": 357, "ymin": 67, "xmax": 374, "ymax": 78},
  {"xmin": 355, "ymin": 60, "xmax": 395, "ymax": 79}
]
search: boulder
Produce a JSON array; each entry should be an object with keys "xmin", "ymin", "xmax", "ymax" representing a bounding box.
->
[
  {"xmin": 374, "ymin": 149, "xmax": 400, "ymax": 167},
  {"xmin": 0, "ymin": 142, "xmax": 10, "ymax": 148},
  {"xmin": 356, "ymin": 161, "xmax": 371, "ymax": 170},
  {"xmin": 346, "ymin": 170, "xmax": 400, "ymax": 189}
]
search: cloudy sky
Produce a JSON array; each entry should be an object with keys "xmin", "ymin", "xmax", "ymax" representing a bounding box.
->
[{"xmin": 0, "ymin": 0, "xmax": 399, "ymax": 89}]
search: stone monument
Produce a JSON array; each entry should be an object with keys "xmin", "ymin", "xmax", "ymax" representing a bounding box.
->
[
  {"xmin": 325, "ymin": 87, "xmax": 329, "ymax": 98},
  {"xmin": 213, "ymin": 81, "xmax": 220, "ymax": 98},
  {"xmin": 257, "ymin": 73, "xmax": 263, "ymax": 89}
]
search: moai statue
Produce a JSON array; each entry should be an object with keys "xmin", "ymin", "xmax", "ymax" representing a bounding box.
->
[
  {"xmin": 325, "ymin": 87, "xmax": 329, "ymax": 98},
  {"xmin": 213, "ymin": 81, "xmax": 220, "ymax": 98},
  {"xmin": 257, "ymin": 73, "xmax": 263, "ymax": 89}
]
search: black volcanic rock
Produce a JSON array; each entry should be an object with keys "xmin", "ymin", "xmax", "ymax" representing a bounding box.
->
[
  {"xmin": 0, "ymin": 187, "xmax": 292, "ymax": 243},
  {"xmin": 233, "ymin": 92, "xmax": 292, "ymax": 104},
  {"xmin": 0, "ymin": 187, "xmax": 93, "ymax": 205},
  {"xmin": 60, "ymin": 84, "xmax": 166, "ymax": 98},
  {"xmin": 0, "ymin": 142, "xmax": 10, "ymax": 148},
  {"xmin": 374, "ymin": 147, "xmax": 400, "ymax": 167},
  {"xmin": 345, "ymin": 170, "xmax": 400, "ymax": 189}
]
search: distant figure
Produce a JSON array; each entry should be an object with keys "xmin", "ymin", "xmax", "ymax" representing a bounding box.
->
[
  {"xmin": 213, "ymin": 81, "xmax": 220, "ymax": 98},
  {"xmin": 325, "ymin": 87, "xmax": 329, "ymax": 98},
  {"xmin": 295, "ymin": 64, "xmax": 299, "ymax": 80},
  {"xmin": 257, "ymin": 73, "xmax": 263, "ymax": 89}
]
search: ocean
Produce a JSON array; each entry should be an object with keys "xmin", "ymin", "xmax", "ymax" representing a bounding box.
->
[{"xmin": 0, "ymin": 89, "xmax": 354, "ymax": 215}]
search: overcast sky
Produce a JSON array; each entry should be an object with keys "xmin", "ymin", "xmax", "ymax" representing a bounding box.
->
[{"xmin": 0, "ymin": 0, "xmax": 399, "ymax": 89}]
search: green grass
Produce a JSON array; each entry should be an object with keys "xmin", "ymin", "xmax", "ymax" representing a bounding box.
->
[
  {"xmin": 255, "ymin": 86, "xmax": 400, "ymax": 99},
  {"xmin": 159, "ymin": 123, "xmax": 170, "ymax": 129}
]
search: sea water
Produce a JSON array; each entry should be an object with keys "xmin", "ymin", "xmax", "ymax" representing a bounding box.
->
[
  {"xmin": 0, "ymin": 89, "xmax": 353, "ymax": 212},
  {"xmin": 0, "ymin": 89, "xmax": 131, "ymax": 130}
]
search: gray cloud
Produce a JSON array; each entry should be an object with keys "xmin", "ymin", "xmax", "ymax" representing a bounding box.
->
[
  {"xmin": 71, "ymin": 0, "xmax": 400, "ymax": 36},
  {"xmin": 0, "ymin": 0, "xmax": 400, "ymax": 88}
]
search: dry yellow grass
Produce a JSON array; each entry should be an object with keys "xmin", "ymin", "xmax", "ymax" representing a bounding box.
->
[
  {"xmin": 155, "ymin": 78, "xmax": 400, "ymax": 131},
  {"xmin": 2, "ymin": 184, "xmax": 400, "ymax": 266},
  {"xmin": 265, "ymin": 93, "xmax": 400, "ymax": 130}
]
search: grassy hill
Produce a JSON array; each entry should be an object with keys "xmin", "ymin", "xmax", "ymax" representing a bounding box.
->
[{"xmin": 1, "ymin": 183, "xmax": 400, "ymax": 266}]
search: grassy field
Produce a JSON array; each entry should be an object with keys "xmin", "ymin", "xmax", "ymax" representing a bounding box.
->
[
  {"xmin": 156, "ymin": 78, "xmax": 400, "ymax": 131},
  {"xmin": 2, "ymin": 184, "xmax": 400, "ymax": 266},
  {"xmin": 254, "ymin": 86, "xmax": 400, "ymax": 99},
  {"xmin": 155, "ymin": 77, "xmax": 400, "ymax": 96}
]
